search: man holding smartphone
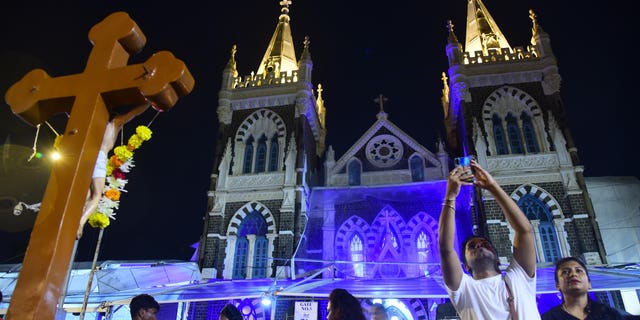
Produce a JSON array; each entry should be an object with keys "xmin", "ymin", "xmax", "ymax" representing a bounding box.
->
[{"xmin": 438, "ymin": 159, "xmax": 539, "ymax": 319}]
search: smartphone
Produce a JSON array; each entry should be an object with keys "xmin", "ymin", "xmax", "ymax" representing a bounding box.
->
[
  {"xmin": 454, "ymin": 155, "xmax": 475, "ymax": 182},
  {"xmin": 454, "ymin": 156, "xmax": 474, "ymax": 167}
]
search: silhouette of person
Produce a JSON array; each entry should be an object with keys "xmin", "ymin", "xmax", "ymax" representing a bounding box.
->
[
  {"xmin": 130, "ymin": 293, "xmax": 159, "ymax": 320},
  {"xmin": 438, "ymin": 159, "xmax": 539, "ymax": 319},
  {"xmin": 327, "ymin": 288, "xmax": 366, "ymax": 320},
  {"xmin": 77, "ymin": 103, "xmax": 150, "ymax": 238},
  {"xmin": 219, "ymin": 303, "xmax": 243, "ymax": 320},
  {"xmin": 370, "ymin": 303, "xmax": 389, "ymax": 320}
]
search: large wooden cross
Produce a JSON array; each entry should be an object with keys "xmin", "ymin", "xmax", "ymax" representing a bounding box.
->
[{"xmin": 4, "ymin": 12, "xmax": 194, "ymax": 319}]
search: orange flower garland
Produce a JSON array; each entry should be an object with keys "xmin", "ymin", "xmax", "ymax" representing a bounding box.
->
[{"xmin": 88, "ymin": 125, "xmax": 152, "ymax": 229}]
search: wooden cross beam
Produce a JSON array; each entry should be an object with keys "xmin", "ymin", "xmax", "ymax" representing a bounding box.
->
[{"xmin": 4, "ymin": 11, "xmax": 194, "ymax": 320}]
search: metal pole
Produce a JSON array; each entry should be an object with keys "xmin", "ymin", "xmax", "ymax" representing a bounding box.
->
[
  {"xmin": 55, "ymin": 238, "xmax": 80, "ymax": 319},
  {"xmin": 79, "ymin": 228, "xmax": 105, "ymax": 320}
]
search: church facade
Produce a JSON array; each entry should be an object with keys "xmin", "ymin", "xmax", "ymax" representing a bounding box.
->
[{"xmin": 195, "ymin": 0, "xmax": 609, "ymax": 318}]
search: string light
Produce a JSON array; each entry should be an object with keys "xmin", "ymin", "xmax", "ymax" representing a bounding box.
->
[{"xmin": 27, "ymin": 124, "xmax": 41, "ymax": 162}]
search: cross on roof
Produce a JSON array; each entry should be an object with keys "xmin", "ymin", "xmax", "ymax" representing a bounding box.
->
[
  {"xmin": 280, "ymin": 0, "xmax": 292, "ymax": 14},
  {"xmin": 304, "ymin": 35, "xmax": 310, "ymax": 49},
  {"xmin": 374, "ymin": 94, "xmax": 388, "ymax": 113},
  {"xmin": 446, "ymin": 20, "xmax": 454, "ymax": 33}
]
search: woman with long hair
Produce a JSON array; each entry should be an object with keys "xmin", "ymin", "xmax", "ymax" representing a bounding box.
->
[{"xmin": 326, "ymin": 288, "xmax": 366, "ymax": 320}]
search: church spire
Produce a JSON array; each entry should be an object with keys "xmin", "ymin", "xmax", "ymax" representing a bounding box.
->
[
  {"xmin": 464, "ymin": 0, "xmax": 511, "ymax": 55},
  {"xmin": 316, "ymin": 83, "xmax": 325, "ymax": 128},
  {"xmin": 225, "ymin": 44, "xmax": 238, "ymax": 75},
  {"xmin": 528, "ymin": 9, "xmax": 553, "ymax": 58},
  {"xmin": 256, "ymin": 0, "xmax": 298, "ymax": 77},
  {"xmin": 222, "ymin": 45, "xmax": 238, "ymax": 89}
]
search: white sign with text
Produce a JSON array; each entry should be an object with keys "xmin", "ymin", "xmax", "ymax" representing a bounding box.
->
[{"xmin": 294, "ymin": 301, "xmax": 318, "ymax": 320}]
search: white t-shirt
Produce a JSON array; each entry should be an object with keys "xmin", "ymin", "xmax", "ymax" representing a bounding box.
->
[{"xmin": 445, "ymin": 260, "xmax": 540, "ymax": 320}]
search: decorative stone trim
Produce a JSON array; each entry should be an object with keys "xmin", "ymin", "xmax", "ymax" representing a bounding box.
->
[
  {"xmin": 226, "ymin": 201, "xmax": 277, "ymax": 236},
  {"xmin": 226, "ymin": 191, "xmax": 283, "ymax": 203},
  {"xmin": 511, "ymin": 184, "xmax": 561, "ymax": 217},
  {"xmin": 227, "ymin": 173, "xmax": 285, "ymax": 190},
  {"xmin": 234, "ymin": 108, "xmax": 286, "ymax": 143},
  {"xmin": 571, "ymin": 214, "xmax": 589, "ymax": 219},
  {"xmin": 487, "ymin": 153, "xmax": 559, "ymax": 171}
]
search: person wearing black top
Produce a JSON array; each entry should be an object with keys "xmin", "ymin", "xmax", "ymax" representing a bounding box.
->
[{"xmin": 542, "ymin": 257, "xmax": 628, "ymax": 320}]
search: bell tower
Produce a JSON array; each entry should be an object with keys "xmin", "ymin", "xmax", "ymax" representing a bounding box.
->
[
  {"xmin": 198, "ymin": 0, "xmax": 326, "ymax": 280},
  {"xmin": 443, "ymin": 0, "xmax": 606, "ymax": 264}
]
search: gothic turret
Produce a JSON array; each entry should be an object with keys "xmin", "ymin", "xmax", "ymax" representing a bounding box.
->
[
  {"xmin": 465, "ymin": 0, "xmax": 511, "ymax": 55},
  {"xmin": 445, "ymin": 20, "xmax": 463, "ymax": 65},
  {"xmin": 221, "ymin": 45, "xmax": 238, "ymax": 90},
  {"xmin": 257, "ymin": 0, "xmax": 298, "ymax": 77},
  {"xmin": 444, "ymin": 1, "xmax": 607, "ymax": 265},
  {"xmin": 200, "ymin": 0, "xmax": 325, "ymax": 287},
  {"xmin": 297, "ymin": 36, "xmax": 313, "ymax": 86},
  {"xmin": 529, "ymin": 9, "xmax": 554, "ymax": 58}
]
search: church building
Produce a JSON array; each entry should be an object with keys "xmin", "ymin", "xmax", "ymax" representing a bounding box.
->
[{"xmin": 195, "ymin": 0, "xmax": 611, "ymax": 318}]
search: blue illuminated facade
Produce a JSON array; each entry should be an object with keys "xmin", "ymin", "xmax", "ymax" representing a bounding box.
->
[{"xmin": 194, "ymin": 0, "xmax": 626, "ymax": 319}]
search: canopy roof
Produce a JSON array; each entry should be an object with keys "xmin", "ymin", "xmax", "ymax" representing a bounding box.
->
[{"xmin": 2, "ymin": 261, "xmax": 640, "ymax": 314}]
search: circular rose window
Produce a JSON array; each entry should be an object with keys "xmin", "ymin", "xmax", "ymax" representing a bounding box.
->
[{"xmin": 365, "ymin": 134, "xmax": 403, "ymax": 167}]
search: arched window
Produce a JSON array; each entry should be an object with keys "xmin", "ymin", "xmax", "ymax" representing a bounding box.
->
[
  {"xmin": 234, "ymin": 211, "xmax": 269, "ymax": 279},
  {"xmin": 350, "ymin": 234, "xmax": 364, "ymax": 277},
  {"xmin": 417, "ymin": 231, "xmax": 429, "ymax": 254},
  {"xmin": 521, "ymin": 112, "xmax": 539, "ymax": 153},
  {"xmin": 242, "ymin": 136, "xmax": 254, "ymax": 174},
  {"xmin": 518, "ymin": 195, "xmax": 561, "ymax": 262},
  {"xmin": 252, "ymin": 236, "xmax": 269, "ymax": 278},
  {"xmin": 492, "ymin": 114, "xmax": 508, "ymax": 155},
  {"xmin": 409, "ymin": 155, "xmax": 424, "ymax": 182},
  {"xmin": 255, "ymin": 135, "xmax": 267, "ymax": 173},
  {"xmin": 268, "ymin": 135, "xmax": 279, "ymax": 171},
  {"xmin": 539, "ymin": 223, "xmax": 561, "ymax": 261},
  {"xmin": 417, "ymin": 230, "xmax": 430, "ymax": 276},
  {"xmin": 239, "ymin": 211, "xmax": 268, "ymax": 236},
  {"xmin": 348, "ymin": 160, "xmax": 361, "ymax": 186},
  {"xmin": 506, "ymin": 113, "xmax": 523, "ymax": 154},
  {"xmin": 386, "ymin": 305, "xmax": 411, "ymax": 320},
  {"xmin": 232, "ymin": 237, "xmax": 248, "ymax": 279}
]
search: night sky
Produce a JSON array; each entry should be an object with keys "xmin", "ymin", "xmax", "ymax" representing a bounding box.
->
[{"xmin": 0, "ymin": 1, "xmax": 636, "ymax": 263}]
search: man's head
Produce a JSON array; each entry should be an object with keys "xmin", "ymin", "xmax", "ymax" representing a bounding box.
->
[
  {"xmin": 130, "ymin": 294, "xmax": 159, "ymax": 320},
  {"xmin": 219, "ymin": 303, "xmax": 243, "ymax": 320},
  {"xmin": 370, "ymin": 303, "xmax": 389, "ymax": 320},
  {"xmin": 554, "ymin": 257, "xmax": 591, "ymax": 295},
  {"xmin": 461, "ymin": 236, "xmax": 500, "ymax": 276}
]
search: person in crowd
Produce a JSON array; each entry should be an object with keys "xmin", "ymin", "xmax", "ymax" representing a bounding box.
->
[
  {"xmin": 369, "ymin": 303, "xmax": 389, "ymax": 320},
  {"xmin": 438, "ymin": 159, "xmax": 539, "ymax": 319},
  {"xmin": 542, "ymin": 256, "xmax": 628, "ymax": 320},
  {"xmin": 220, "ymin": 303, "xmax": 244, "ymax": 320},
  {"xmin": 130, "ymin": 293, "xmax": 159, "ymax": 320},
  {"xmin": 327, "ymin": 288, "xmax": 366, "ymax": 320}
]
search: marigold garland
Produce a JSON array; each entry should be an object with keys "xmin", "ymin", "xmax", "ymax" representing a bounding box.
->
[{"xmin": 87, "ymin": 125, "xmax": 152, "ymax": 229}]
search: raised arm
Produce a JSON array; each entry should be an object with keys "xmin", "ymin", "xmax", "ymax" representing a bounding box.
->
[
  {"xmin": 111, "ymin": 102, "xmax": 150, "ymax": 128},
  {"xmin": 470, "ymin": 160, "xmax": 536, "ymax": 277},
  {"xmin": 102, "ymin": 102, "xmax": 150, "ymax": 151},
  {"xmin": 438, "ymin": 166, "xmax": 473, "ymax": 290}
]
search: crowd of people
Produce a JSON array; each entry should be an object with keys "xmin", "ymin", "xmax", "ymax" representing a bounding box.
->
[
  {"xmin": 323, "ymin": 159, "xmax": 631, "ymax": 320},
  {"xmin": 125, "ymin": 160, "xmax": 633, "ymax": 320}
]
